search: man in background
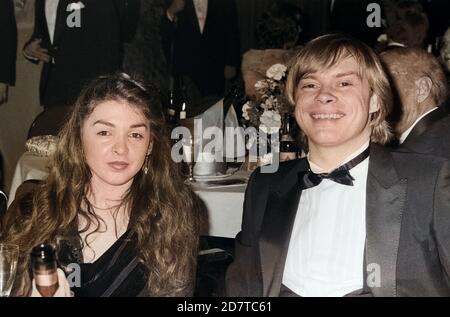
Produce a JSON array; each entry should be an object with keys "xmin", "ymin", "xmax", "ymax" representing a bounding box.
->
[
  {"xmin": 0, "ymin": 0, "xmax": 17, "ymax": 192},
  {"xmin": 381, "ymin": 47, "xmax": 450, "ymax": 159},
  {"xmin": 23, "ymin": 0, "xmax": 140, "ymax": 109},
  {"xmin": 160, "ymin": 0, "xmax": 241, "ymax": 116},
  {"xmin": 329, "ymin": 0, "xmax": 383, "ymax": 46},
  {"xmin": 0, "ymin": 0, "xmax": 17, "ymax": 106}
]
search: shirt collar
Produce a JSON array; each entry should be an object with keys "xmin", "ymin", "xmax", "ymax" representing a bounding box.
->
[
  {"xmin": 308, "ymin": 140, "xmax": 370, "ymax": 173},
  {"xmin": 399, "ymin": 107, "xmax": 438, "ymax": 144}
]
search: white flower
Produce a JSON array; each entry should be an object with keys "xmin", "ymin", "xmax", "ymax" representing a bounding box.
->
[
  {"xmin": 241, "ymin": 102, "xmax": 252, "ymax": 121},
  {"xmin": 264, "ymin": 96, "xmax": 278, "ymax": 110},
  {"xmin": 254, "ymin": 80, "xmax": 270, "ymax": 95},
  {"xmin": 266, "ymin": 64, "xmax": 287, "ymax": 81},
  {"xmin": 260, "ymin": 110, "xmax": 281, "ymax": 133}
]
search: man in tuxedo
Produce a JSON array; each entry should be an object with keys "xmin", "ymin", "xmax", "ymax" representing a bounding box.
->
[
  {"xmin": 381, "ymin": 47, "xmax": 449, "ymax": 159},
  {"xmin": 226, "ymin": 34, "xmax": 450, "ymax": 297},
  {"xmin": 160, "ymin": 0, "xmax": 241, "ymax": 114},
  {"xmin": 0, "ymin": 0, "xmax": 17, "ymax": 105},
  {"xmin": 23, "ymin": 0, "xmax": 140, "ymax": 108}
]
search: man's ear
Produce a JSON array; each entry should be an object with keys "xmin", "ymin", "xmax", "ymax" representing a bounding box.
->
[
  {"xmin": 415, "ymin": 76, "xmax": 432, "ymax": 103},
  {"xmin": 369, "ymin": 95, "xmax": 380, "ymax": 114}
]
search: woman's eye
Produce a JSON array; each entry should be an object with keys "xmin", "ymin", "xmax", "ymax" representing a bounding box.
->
[
  {"xmin": 339, "ymin": 82, "xmax": 352, "ymax": 87},
  {"xmin": 97, "ymin": 131, "xmax": 110, "ymax": 136},
  {"xmin": 130, "ymin": 133, "xmax": 143, "ymax": 139}
]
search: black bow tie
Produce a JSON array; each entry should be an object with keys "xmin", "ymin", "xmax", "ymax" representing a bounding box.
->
[{"xmin": 298, "ymin": 147, "xmax": 370, "ymax": 190}]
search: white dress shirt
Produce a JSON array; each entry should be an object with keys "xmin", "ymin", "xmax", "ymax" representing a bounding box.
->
[
  {"xmin": 193, "ymin": 0, "xmax": 208, "ymax": 34},
  {"xmin": 399, "ymin": 107, "xmax": 438, "ymax": 144},
  {"xmin": 283, "ymin": 141, "xmax": 370, "ymax": 297},
  {"xmin": 45, "ymin": 0, "xmax": 60, "ymax": 44}
]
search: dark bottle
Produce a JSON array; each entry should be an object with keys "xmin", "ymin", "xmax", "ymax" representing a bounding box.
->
[
  {"xmin": 31, "ymin": 244, "xmax": 59, "ymax": 297},
  {"xmin": 166, "ymin": 89, "xmax": 180, "ymax": 148},
  {"xmin": 167, "ymin": 90, "xmax": 178, "ymax": 125},
  {"xmin": 279, "ymin": 113, "xmax": 299, "ymax": 162}
]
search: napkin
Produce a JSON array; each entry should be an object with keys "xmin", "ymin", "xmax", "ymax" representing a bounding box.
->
[{"xmin": 25, "ymin": 135, "xmax": 57, "ymax": 157}]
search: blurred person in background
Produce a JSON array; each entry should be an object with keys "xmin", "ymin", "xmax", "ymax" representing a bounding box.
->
[
  {"xmin": 381, "ymin": 47, "xmax": 449, "ymax": 158},
  {"xmin": 23, "ymin": 0, "xmax": 140, "ymax": 109},
  {"xmin": 0, "ymin": 0, "xmax": 17, "ymax": 105},
  {"xmin": 160, "ymin": 0, "xmax": 241, "ymax": 115}
]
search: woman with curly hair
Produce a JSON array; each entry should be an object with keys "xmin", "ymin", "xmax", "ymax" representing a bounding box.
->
[{"xmin": 1, "ymin": 73, "xmax": 204, "ymax": 297}]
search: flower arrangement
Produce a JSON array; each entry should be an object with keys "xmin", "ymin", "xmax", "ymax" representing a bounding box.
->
[
  {"xmin": 241, "ymin": 63, "xmax": 290, "ymax": 134},
  {"xmin": 240, "ymin": 63, "xmax": 292, "ymax": 166}
]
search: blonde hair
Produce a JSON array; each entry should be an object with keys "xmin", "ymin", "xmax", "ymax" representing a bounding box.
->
[{"xmin": 286, "ymin": 34, "xmax": 394, "ymax": 145}]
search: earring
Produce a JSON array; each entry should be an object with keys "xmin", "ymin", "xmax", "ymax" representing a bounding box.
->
[{"xmin": 143, "ymin": 155, "xmax": 149, "ymax": 175}]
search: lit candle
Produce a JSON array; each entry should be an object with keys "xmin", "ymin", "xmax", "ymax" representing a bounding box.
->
[{"xmin": 180, "ymin": 102, "xmax": 186, "ymax": 120}]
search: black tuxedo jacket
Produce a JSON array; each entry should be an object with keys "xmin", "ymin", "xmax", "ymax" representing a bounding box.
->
[
  {"xmin": 226, "ymin": 144, "xmax": 450, "ymax": 296},
  {"xmin": 329, "ymin": 0, "xmax": 382, "ymax": 46},
  {"xmin": 28, "ymin": 0, "xmax": 139, "ymax": 107},
  {"xmin": 160, "ymin": 0, "xmax": 240, "ymax": 100},
  {"xmin": 400, "ymin": 100, "xmax": 450, "ymax": 161},
  {"xmin": 0, "ymin": 0, "xmax": 17, "ymax": 85}
]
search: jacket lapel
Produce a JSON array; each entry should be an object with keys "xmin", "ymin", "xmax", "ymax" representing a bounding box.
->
[
  {"xmin": 185, "ymin": 0, "xmax": 201, "ymax": 35},
  {"xmin": 258, "ymin": 159, "xmax": 307, "ymax": 296},
  {"xmin": 53, "ymin": 0, "xmax": 70, "ymax": 45},
  {"xmin": 365, "ymin": 144, "xmax": 406, "ymax": 297},
  {"xmin": 36, "ymin": 0, "xmax": 51, "ymax": 43},
  {"xmin": 402, "ymin": 100, "xmax": 450, "ymax": 147}
]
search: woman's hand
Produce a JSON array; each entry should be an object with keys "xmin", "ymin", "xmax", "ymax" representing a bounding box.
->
[{"xmin": 30, "ymin": 268, "xmax": 73, "ymax": 297}]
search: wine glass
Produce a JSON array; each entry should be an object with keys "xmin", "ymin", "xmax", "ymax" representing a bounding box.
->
[
  {"xmin": 182, "ymin": 136, "xmax": 196, "ymax": 184},
  {"xmin": 0, "ymin": 243, "xmax": 19, "ymax": 297}
]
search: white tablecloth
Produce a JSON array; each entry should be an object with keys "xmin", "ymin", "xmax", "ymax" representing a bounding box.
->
[
  {"xmin": 8, "ymin": 152, "xmax": 50, "ymax": 205},
  {"xmin": 8, "ymin": 152, "xmax": 247, "ymax": 239}
]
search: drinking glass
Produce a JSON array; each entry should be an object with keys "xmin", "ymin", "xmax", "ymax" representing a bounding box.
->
[
  {"xmin": 182, "ymin": 136, "xmax": 196, "ymax": 184},
  {"xmin": 0, "ymin": 243, "xmax": 19, "ymax": 297}
]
